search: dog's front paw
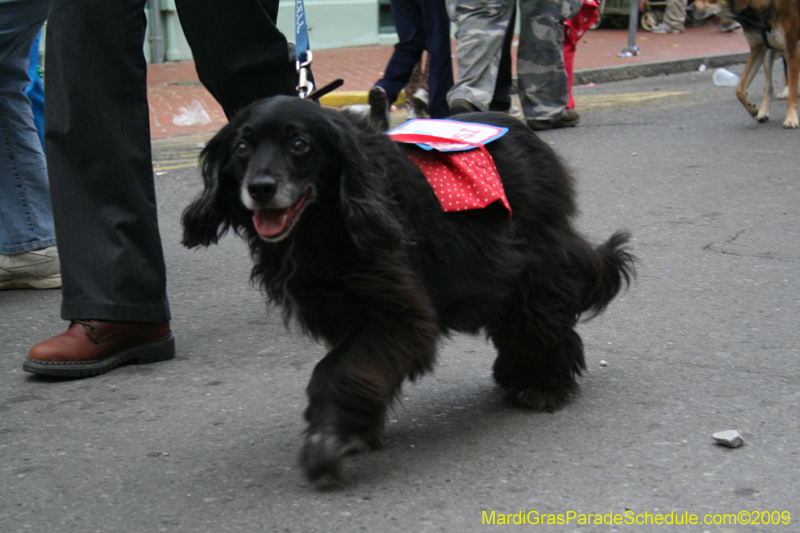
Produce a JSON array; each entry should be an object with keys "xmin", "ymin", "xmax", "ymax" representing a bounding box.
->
[
  {"xmin": 782, "ymin": 113, "xmax": 799, "ymax": 129},
  {"xmin": 301, "ymin": 431, "xmax": 370, "ymax": 481},
  {"xmin": 756, "ymin": 110, "xmax": 770, "ymax": 123},
  {"xmin": 506, "ymin": 385, "xmax": 575, "ymax": 412}
]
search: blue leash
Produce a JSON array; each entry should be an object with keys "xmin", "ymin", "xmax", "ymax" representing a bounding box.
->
[
  {"xmin": 295, "ymin": 0, "xmax": 314, "ymax": 97},
  {"xmin": 293, "ymin": 0, "xmax": 345, "ymax": 100},
  {"xmin": 295, "ymin": 0, "xmax": 309, "ymax": 63}
]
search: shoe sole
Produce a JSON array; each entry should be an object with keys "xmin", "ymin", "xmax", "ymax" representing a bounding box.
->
[
  {"xmin": 22, "ymin": 333, "xmax": 175, "ymax": 378},
  {"xmin": 0, "ymin": 275, "xmax": 62, "ymax": 290},
  {"xmin": 527, "ymin": 118, "xmax": 580, "ymax": 131}
]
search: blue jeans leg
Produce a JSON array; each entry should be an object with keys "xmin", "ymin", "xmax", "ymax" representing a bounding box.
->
[{"xmin": 0, "ymin": 0, "xmax": 54, "ymax": 255}]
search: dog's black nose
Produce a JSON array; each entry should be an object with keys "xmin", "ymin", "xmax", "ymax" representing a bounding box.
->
[{"xmin": 247, "ymin": 176, "xmax": 278, "ymax": 203}]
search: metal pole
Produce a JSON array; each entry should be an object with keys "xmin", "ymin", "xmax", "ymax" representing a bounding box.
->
[
  {"xmin": 621, "ymin": 0, "xmax": 639, "ymax": 56},
  {"xmin": 149, "ymin": 0, "xmax": 165, "ymax": 64}
]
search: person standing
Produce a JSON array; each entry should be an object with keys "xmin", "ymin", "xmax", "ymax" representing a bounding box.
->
[
  {"xmin": 517, "ymin": 0, "xmax": 583, "ymax": 130},
  {"xmin": 368, "ymin": 0, "xmax": 453, "ymax": 130},
  {"xmin": 564, "ymin": 0, "xmax": 599, "ymax": 111},
  {"xmin": 25, "ymin": 0, "xmax": 300, "ymax": 377},
  {"xmin": 646, "ymin": 0, "xmax": 686, "ymax": 34},
  {"xmin": 446, "ymin": 0, "xmax": 516, "ymax": 114},
  {"xmin": 0, "ymin": 0, "xmax": 60, "ymax": 291}
]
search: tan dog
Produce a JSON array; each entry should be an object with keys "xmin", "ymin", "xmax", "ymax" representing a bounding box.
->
[
  {"xmin": 690, "ymin": 0, "xmax": 800, "ymax": 128},
  {"xmin": 776, "ymin": 50, "xmax": 800, "ymax": 98}
]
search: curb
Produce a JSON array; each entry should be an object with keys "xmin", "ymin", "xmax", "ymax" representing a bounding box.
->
[
  {"xmin": 573, "ymin": 52, "xmax": 749, "ymax": 85},
  {"xmin": 319, "ymin": 91, "xmax": 406, "ymax": 108},
  {"xmin": 319, "ymin": 52, "xmax": 749, "ymax": 108}
]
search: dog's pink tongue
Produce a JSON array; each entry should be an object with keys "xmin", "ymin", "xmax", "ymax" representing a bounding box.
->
[{"xmin": 253, "ymin": 208, "xmax": 289, "ymax": 237}]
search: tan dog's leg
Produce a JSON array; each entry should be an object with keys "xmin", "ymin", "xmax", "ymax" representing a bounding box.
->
[
  {"xmin": 777, "ymin": 55, "xmax": 789, "ymax": 99},
  {"xmin": 737, "ymin": 44, "xmax": 769, "ymax": 119},
  {"xmin": 778, "ymin": 45, "xmax": 800, "ymax": 99},
  {"xmin": 757, "ymin": 49, "xmax": 778, "ymax": 122},
  {"xmin": 783, "ymin": 43, "xmax": 799, "ymax": 128}
]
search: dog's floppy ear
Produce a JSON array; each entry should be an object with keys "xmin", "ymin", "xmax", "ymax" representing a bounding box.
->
[
  {"xmin": 181, "ymin": 122, "xmax": 238, "ymax": 248},
  {"xmin": 732, "ymin": 0, "xmax": 750, "ymax": 11},
  {"xmin": 328, "ymin": 114, "xmax": 404, "ymax": 251}
]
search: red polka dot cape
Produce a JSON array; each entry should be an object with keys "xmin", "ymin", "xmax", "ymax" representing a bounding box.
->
[{"xmin": 387, "ymin": 119, "xmax": 512, "ymax": 219}]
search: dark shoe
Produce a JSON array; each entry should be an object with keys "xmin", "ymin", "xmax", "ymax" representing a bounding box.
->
[
  {"xmin": 24, "ymin": 320, "xmax": 175, "ymax": 378},
  {"xmin": 489, "ymin": 102, "xmax": 523, "ymax": 117},
  {"xmin": 368, "ymin": 86, "xmax": 390, "ymax": 131},
  {"xmin": 449, "ymin": 98, "xmax": 479, "ymax": 116},
  {"xmin": 526, "ymin": 109, "xmax": 580, "ymax": 131},
  {"xmin": 488, "ymin": 99, "xmax": 511, "ymax": 112}
]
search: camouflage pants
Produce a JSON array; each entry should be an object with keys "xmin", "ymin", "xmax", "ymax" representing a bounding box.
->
[
  {"xmin": 517, "ymin": 0, "xmax": 582, "ymax": 121},
  {"xmin": 663, "ymin": 0, "xmax": 687, "ymax": 32},
  {"xmin": 446, "ymin": 0, "xmax": 515, "ymax": 111}
]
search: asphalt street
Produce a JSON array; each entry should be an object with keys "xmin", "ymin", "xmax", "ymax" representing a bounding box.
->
[{"xmin": 2, "ymin": 63, "xmax": 798, "ymax": 532}]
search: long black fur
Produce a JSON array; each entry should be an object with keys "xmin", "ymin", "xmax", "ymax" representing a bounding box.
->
[{"xmin": 182, "ymin": 96, "xmax": 635, "ymax": 480}]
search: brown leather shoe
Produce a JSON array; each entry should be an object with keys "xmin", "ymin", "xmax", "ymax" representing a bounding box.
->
[{"xmin": 24, "ymin": 320, "xmax": 175, "ymax": 378}]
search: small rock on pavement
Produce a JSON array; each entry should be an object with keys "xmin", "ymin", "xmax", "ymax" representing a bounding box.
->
[{"xmin": 713, "ymin": 430, "xmax": 744, "ymax": 448}]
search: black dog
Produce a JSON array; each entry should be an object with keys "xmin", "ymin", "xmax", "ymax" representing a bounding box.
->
[{"xmin": 182, "ymin": 96, "xmax": 635, "ymax": 480}]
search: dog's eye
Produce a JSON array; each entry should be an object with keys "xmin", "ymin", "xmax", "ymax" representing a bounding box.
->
[
  {"xmin": 291, "ymin": 138, "xmax": 310, "ymax": 155},
  {"xmin": 235, "ymin": 141, "xmax": 251, "ymax": 158}
]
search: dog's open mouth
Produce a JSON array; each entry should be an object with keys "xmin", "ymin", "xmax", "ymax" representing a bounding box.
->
[{"xmin": 252, "ymin": 187, "xmax": 312, "ymax": 242}]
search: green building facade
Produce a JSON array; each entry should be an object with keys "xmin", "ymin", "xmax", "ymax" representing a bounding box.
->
[{"xmin": 144, "ymin": 0, "xmax": 399, "ymax": 63}]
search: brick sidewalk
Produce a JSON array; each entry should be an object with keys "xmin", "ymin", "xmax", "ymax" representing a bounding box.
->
[{"xmin": 148, "ymin": 25, "xmax": 748, "ymax": 140}]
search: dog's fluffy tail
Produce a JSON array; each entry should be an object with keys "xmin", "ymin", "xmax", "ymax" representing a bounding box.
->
[{"xmin": 580, "ymin": 230, "xmax": 636, "ymax": 320}]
